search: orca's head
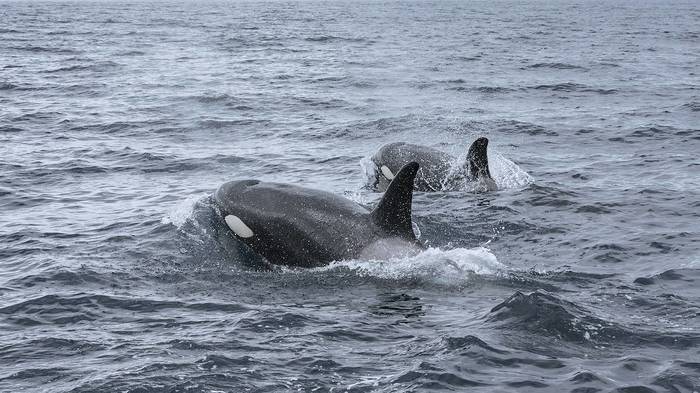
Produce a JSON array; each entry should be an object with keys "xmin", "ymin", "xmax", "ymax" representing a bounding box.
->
[{"xmin": 467, "ymin": 137, "xmax": 492, "ymax": 180}]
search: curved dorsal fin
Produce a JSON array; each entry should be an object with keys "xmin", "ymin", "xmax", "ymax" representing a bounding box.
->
[
  {"xmin": 467, "ymin": 137, "xmax": 492, "ymax": 179},
  {"xmin": 371, "ymin": 162, "xmax": 419, "ymax": 239}
]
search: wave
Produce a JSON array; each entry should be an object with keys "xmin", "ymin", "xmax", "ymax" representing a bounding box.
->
[
  {"xmin": 0, "ymin": 337, "xmax": 107, "ymax": 366},
  {"xmin": 198, "ymin": 118, "xmax": 270, "ymax": 129},
  {"xmin": 189, "ymin": 92, "xmax": 254, "ymax": 110},
  {"xmin": 0, "ymin": 82, "xmax": 18, "ymax": 90},
  {"xmin": 0, "ymin": 293, "xmax": 249, "ymax": 321},
  {"xmin": 68, "ymin": 120, "xmax": 162, "ymax": 134},
  {"xmin": 4, "ymin": 268, "xmax": 110, "ymax": 289},
  {"xmin": 0, "ymin": 126, "xmax": 23, "ymax": 133},
  {"xmin": 475, "ymin": 86, "xmax": 515, "ymax": 93},
  {"xmin": 13, "ymin": 159, "xmax": 108, "ymax": 175},
  {"xmin": 447, "ymin": 55, "xmax": 482, "ymax": 62},
  {"xmin": 531, "ymin": 82, "xmax": 617, "ymax": 94},
  {"xmin": 7, "ymin": 45, "xmax": 78, "ymax": 54},
  {"xmin": 524, "ymin": 62, "xmax": 587, "ymax": 70},
  {"xmin": 487, "ymin": 290, "xmax": 700, "ymax": 349},
  {"xmin": 194, "ymin": 92, "xmax": 235, "ymax": 103},
  {"xmin": 304, "ymin": 35, "xmax": 367, "ymax": 43},
  {"xmin": 3, "ymin": 146, "xmax": 231, "ymax": 182},
  {"xmin": 575, "ymin": 203, "xmax": 613, "ymax": 214},
  {"xmin": 531, "ymin": 82, "xmax": 583, "ymax": 91},
  {"xmin": 43, "ymin": 61, "xmax": 119, "ymax": 73},
  {"xmin": 626, "ymin": 125, "xmax": 677, "ymax": 138},
  {"xmin": 307, "ymin": 75, "xmax": 348, "ymax": 84},
  {"xmin": 680, "ymin": 101, "xmax": 700, "ymax": 112},
  {"xmin": 448, "ymin": 86, "xmax": 515, "ymax": 94},
  {"xmin": 606, "ymin": 125, "xmax": 687, "ymax": 144},
  {"xmin": 45, "ymin": 65, "xmax": 90, "ymax": 73},
  {"xmin": 493, "ymin": 119, "xmax": 559, "ymax": 136},
  {"xmin": 633, "ymin": 268, "xmax": 699, "ymax": 286},
  {"xmin": 195, "ymin": 354, "xmax": 257, "ymax": 370},
  {"xmin": 0, "ymin": 82, "xmax": 40, "ymax": 92},
  {"xmin": 11, "ymin": 111, "xmax": 65, "ymax": 123},
  {"xmin": 523, "ymin": 183, "xmax": 579, "ymax": 208},
  {"xmin": 115, "ymin": 50, "xmax": 145, "ymax": 56},
  {"xmin": 295, "ymin": 96, "xmax": 350, "ymax": 108},
  {"xmin": 1, "ymin": 367, "xmax": 69, "ymax": 382},
  {"xmin": 392, "ymin": 369, "xmax": 486, "ymax": 388}
]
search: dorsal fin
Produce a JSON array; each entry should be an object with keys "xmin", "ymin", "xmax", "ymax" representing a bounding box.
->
[
  {"xmin": 371, "ymin": 162, "xmax": 419, "ymax": 239},
  {"xmin": 467, "ymin": 137, "xmax": 492, "ymax": 179}
]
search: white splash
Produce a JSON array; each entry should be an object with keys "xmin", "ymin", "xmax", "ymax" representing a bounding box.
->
[
  {"xmin": 489, "ymin": 152, "xmax": 534, "ymax": 190},
  {"xmin": 359, "ymin": 155, "xmax": 378, "ymax": 186},
  {"xmin": 446, "ymin": 151, "xmax": 533, "ymax": 192},
  {"xmin": 162, "ymin": 194, "xmax": 207, "ymax": 228},
  {"xmin": 344, "ymin": 156, "xmax": 381, "ymax": 206},
  {"xmin": 315, "ymin": 246, "xmax": 503, "ymax": 285}
]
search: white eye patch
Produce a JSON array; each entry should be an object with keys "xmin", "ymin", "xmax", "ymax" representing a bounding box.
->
[
  {"xmin": 225, "ymin": 215, "xmax": 254, "ymax": 238},
  {"xmin": 380, "ymin": 165, "xmax": 395, "ymax": 180}
]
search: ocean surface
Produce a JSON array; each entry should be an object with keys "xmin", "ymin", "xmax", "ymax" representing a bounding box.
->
[{"xmin": 1, "ymin": 0, "xmax": 699, "ymax": 391}]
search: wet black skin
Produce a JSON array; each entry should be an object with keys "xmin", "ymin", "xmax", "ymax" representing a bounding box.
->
[
  {"xmin": 372, "ymin": 137, "xmax": 493, "ymax": 192},
  {"xmin": 214, "ymin": 162, "xmax": 421, "ymax": 267}
]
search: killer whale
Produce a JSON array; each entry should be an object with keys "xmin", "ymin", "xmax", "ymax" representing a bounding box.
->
[
  {"xmin": 214, "ymin": 162, "xmax": 422, "ymax": 267},
  {"xmin": 371, "ymin": 137, "xmax": 496, "ymax": 192}
]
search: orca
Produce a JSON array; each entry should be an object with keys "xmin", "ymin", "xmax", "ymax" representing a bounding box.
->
[
  {"xmin": 371, "ymin": 137, "xmax": 496, "ymax": 192},
  {"xmin": 214, "ymin": 162, "xmax": 422, "ymax": 267}
]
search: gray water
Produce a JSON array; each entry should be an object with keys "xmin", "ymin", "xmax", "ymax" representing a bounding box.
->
[{"xmin": 1, "ymin": 0, "xmax": 699, "ymax": 392}]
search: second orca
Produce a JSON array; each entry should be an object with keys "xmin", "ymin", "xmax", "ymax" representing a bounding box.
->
[{"xmin": 371, "ymin": 137, "xmax": 497, "ymax": 192}]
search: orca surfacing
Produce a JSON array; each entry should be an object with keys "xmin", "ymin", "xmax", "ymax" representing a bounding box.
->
[
  {"xmin": 372, "ymin": 137, "xmax": 497, "ymax": 192},
  {"xmin": 214, "ymin": 162, "xmax": 422, "ymax": 267}
]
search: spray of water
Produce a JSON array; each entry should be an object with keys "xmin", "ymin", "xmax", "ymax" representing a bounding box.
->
[{"xmin": 313, "ymin": 246, "xmax": 503, "ymax": 285}]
